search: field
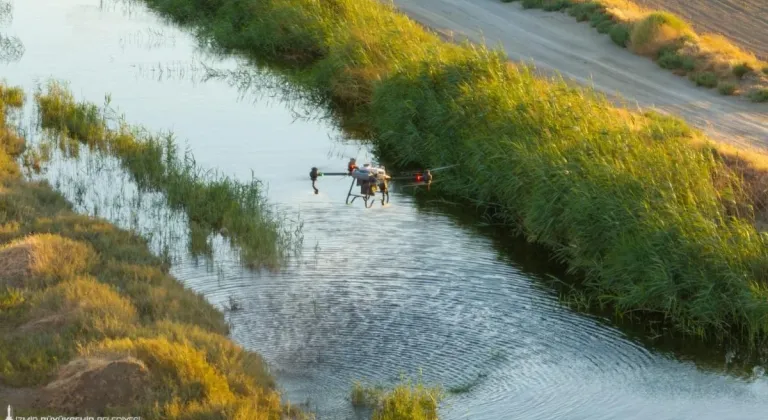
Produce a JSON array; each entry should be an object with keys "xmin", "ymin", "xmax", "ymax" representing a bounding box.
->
[
  {"xmin": 496, "ymin": 0, "xmax": 768, "ymax": 102},
  {"xmin": 632, "ymin": 0, "xmax": 767, "ymax": 60}
]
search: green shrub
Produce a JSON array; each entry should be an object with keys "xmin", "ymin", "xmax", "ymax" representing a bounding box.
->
[
  {"xmin": 717, "ymin": 82, "xmax": 737, "ymax": 95},
  {"xmin": 748, "ymin": 88, "xmax": 768, "ymax": 102},
  {"xmin": 521, "ymin": 0, "xmax": 544, "ymax": 9},
  {"xmin": 543, "ymin": 0, "xmax": 571, "ymax": 12},
  {"xmin": 691, "ymin": 71, "xmax": 718, "ymax": 88},
  {"xmin": 596, "ymin": 20, "xmax": 614, "ymax": 34},
  {"xmin": 658, "ymin": 51, "xmax": 695, "ymax": 71},
  {"xmin": 732, "ymin": 62, "xmax": 753, "ymax": 79},
  {"xmin": 589, "ymin": 11, "xmax": 611, "ymax": 27},
  {"xmin": 656, "ymin": 43, "xmax": 680, "ymax": 57},
  {"xmin": 568, "ymin": 2, "xmax": 601, "ymax": 22},
  {"xmin": 609, "ymin": 23, "xmax": 631, "ymax": 47}
]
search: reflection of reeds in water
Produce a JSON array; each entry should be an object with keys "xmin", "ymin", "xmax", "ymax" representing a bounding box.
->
[
  {"xmin": 0, "ymin": 1, "xmax": 13, "ymax": 25},
  {"xmin": 119, "ymin": 27, "xmax": 177, "ymax": 51},
  {"xmin": 37, "ymin": 147, "xmax": 186, "ymax": 265},
  {"xmin": 129, "ymin": 56, "xmax": 339, "ymax": 126},
  {"xmin": 130, "ymin": 60, "xmax": 211, "ymax": 83},
  {"xmin": 98, "ymin": 0, "xmax": 143, "ymax": 18},
  {"xmin": 33, "ymin": 80, "xmax": 303, "ymax": 272},
  {"xmin": 0, "ymin": 1, "xmax": 23, "ymax": 63}
]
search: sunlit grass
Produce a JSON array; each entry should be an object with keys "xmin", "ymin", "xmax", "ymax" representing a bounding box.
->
[{"xmin": 0, "ymin": 233, "xmax": 97, "ymax": 289}]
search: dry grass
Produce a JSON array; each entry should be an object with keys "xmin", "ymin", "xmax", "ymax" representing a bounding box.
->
[
  {"xmin": 26, "ymin": 276, "xmax": 138, "ymax": 335},
  {"xmin": 589, "ymin": 0, "xmax": 646, "ymax": 21},
  {"xmin": 0, "ymin": 234, "xmax": 97, "ymax": 289},
  {"xmin": 628, "ymin": 11, "xmax": 693, "ymax": 55},
  {"xmin": 698, "ymin": 34, "xmax": 761, "ymax": 68}
]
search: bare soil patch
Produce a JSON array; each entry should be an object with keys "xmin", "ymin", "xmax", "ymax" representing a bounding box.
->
[{"xmin": 0, "ymin": 356, "xmax": 150, "ymax": 416}]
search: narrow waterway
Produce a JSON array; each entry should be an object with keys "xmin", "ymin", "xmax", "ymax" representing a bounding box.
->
[{"xmin": 3, "ymin": 0, "xmax": 768, "ymax": 418}]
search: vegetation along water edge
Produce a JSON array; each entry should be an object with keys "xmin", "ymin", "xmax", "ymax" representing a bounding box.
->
[
  {"xmin": 131, "ymin": 0, "xmax": 768, "ymax": 345},
  {"xmin": 0, "ymin": 81, "xmax": 306, "ymax": 418},
  {"xmin": 33, "ymin": 80, "xmax": 302, "ymax": 272},
  {"xmin": 2, "ymin": 80, "xmax": 444, "ymax": 419},
  {"xmin": 499, "ymin": 0, "xmax": 768, "ymax": 101}
]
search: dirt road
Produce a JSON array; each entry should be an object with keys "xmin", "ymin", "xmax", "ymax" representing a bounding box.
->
[{"xmin": 389, "ymin": 0, "xmax": 768, "ymax": 150}]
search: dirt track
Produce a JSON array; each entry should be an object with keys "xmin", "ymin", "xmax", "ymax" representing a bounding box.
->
[
  {"xmin": 390, "ymin": 0, "xmax": 768, "ymax": 150},
  {"xmin": 632, "ymin": 0, "xmax": 768, "ymax": 60}
]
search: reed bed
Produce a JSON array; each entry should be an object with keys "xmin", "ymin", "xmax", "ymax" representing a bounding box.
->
[
  {"xmin": 34, "ymin": 80, "xmax": 302, "ymax": 272},
  {"xmin": 500, "ymin": 0, "xmax": 768, "ymax": 100},
  {"xmin": 135, "ymin": 0, "xmax": 768, "ymax": 344}
]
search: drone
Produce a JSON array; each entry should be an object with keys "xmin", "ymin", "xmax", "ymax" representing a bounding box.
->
[{"xmin": 309, "ymin": 158, "xmax": 440, "ymax": 208}]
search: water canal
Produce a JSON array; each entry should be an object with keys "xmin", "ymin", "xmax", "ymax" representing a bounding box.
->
[{"xmin": 3, "ymin": 0, "xmax": 768, "ymax": 418}]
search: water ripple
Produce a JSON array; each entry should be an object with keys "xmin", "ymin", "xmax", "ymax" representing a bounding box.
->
[{"xmin": 179, "ymin": 198, "xmax": 745, "ymax": 419}]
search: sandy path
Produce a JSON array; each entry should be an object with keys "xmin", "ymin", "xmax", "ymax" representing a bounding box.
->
[
  {"xmin": 632, "ymin": 0, "xmax": 768, "ymax": 60},
  {"xmin": 389, "ymin": 0, "xmax": 768, "ymax": 150}
]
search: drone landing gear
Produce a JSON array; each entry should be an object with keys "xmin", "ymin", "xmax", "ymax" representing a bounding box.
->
[{"xmin": 346, "ymin": 178, "xmax": 389, "ymax": 208}]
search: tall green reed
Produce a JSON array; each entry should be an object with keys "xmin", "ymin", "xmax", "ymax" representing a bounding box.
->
[{"xmin": 34, "ymin": 80, "xmax": 302, "ymax": 271}]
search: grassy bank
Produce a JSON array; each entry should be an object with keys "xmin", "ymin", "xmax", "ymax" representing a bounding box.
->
[
  {"xmin": 11, "ymin": 80, "xmax": 445, "ymax": 419},
  {"xmin": 0, "ymin": 82, "xmax": 306, "ymax": 418},
  {"xmin": 499, "ymin": 0, "xmax": 768, "ymax": 101},
  {"xmin": 33, "ymin": 80, "xmax": 301, "ymax": 271},
  {"xmin": 134, "ymin": 0, "xmax": 768, "ymax": 344}
]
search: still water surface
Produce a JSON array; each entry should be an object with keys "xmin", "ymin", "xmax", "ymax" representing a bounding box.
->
[{"xmin": 3, "ymin": 0, "xmax": 768, "ymax": 418}]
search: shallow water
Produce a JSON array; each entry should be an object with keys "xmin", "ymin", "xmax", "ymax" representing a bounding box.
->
[{"xmin": 3, "ymin": 0, "xmax": 768, "ymax": 418}]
